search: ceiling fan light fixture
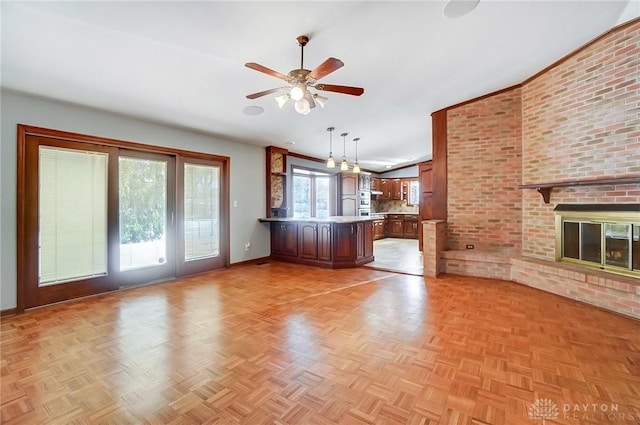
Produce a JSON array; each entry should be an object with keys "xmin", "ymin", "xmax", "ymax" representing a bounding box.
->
[
  {"xmin": 275, "ymin": 94, "xmax": 290, "ymax": 108},
  {"xmin": 294, "ymin": 98, "xmax": 311, "ymax": 115},
  {"xmin": 314, "ymin": 94, "xmax": 328, "ymax": 108},
  {"xmin": 290, "ymin": 84, "xmax": 306, "ymax": 101}
]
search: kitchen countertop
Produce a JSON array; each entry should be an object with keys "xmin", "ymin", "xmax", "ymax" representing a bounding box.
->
[
  {"xmin": 259, "ymin": 216, "xmax": 376, "ymax": 223},
  {"xmin": 371, "ymin": 212, "xmax": 419, "ymax": 216}
]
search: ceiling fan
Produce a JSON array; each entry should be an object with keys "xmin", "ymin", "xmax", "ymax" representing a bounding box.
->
[{"xmin": 245, "ymin": 35, "xmax": 364, "ymax": 114}]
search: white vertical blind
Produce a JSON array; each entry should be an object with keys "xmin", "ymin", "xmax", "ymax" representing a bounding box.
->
[
  {"xmin": 184, "ymin": 163, "xmax": 220, "ymax": 261},
  {"xmin": 39, "ymin": 147, "xmax": 108, "ymax": 285}
]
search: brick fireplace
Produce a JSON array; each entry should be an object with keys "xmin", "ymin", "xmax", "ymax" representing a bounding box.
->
[{"xmin": 428, "ymin": 18, "xmax": 640, "ymax": 319}]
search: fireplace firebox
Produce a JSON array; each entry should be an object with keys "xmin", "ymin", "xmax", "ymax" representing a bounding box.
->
[{"xmin": 555, "ymin": 204, "xmax": 640, "ymax": 278}]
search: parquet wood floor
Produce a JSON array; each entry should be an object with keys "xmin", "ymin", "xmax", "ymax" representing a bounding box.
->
[{"xmin": 2, "ymin": 262, "xmax": 639, "ymax": 425}]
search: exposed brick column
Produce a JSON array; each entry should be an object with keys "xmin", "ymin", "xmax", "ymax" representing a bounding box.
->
[{"xmin": 422, "ymin": 220, "xmax": 446, "ymax": 277}]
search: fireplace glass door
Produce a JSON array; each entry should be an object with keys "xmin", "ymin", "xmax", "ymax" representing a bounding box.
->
[
  {"xmin": 605, "ymin": 223, "xmax": 631, "ymax": 269},
  {"xmin": 559, "ymin": 217, "xmax": 639, "ymax": 277}
]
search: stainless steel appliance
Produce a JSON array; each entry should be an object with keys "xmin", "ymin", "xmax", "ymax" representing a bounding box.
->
[{"xmin": 357, "ymin": 190, "xmax": 371, "ymax": 216}]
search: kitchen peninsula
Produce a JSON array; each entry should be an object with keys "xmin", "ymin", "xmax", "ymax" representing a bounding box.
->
[{"xmin": 259, "ymin": 216, "xmax": 375, "ymax": 268}]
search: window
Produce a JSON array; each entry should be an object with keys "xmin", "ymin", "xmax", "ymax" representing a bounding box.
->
[
  {"xmin": 184, "ymin": 163, "xmax": 220, "ymax": 261},
  {"xmin": 39, "ymin": 147, "xmax": 108, "ymax": 285},
  {"xmin": 292, "ymin": 168, "xmax": 332, "ymax": 218}
]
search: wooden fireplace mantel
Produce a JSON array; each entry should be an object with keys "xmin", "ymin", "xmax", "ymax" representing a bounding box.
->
[{"xmin": 519, "ymin": 176, "xmax": 640, "ymax": 203}]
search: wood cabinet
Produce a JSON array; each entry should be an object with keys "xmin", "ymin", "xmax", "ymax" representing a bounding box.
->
[
  {"xmin": 271, "ymin": 222, "xmax": 298, "ymax": 257},
  {"xmin": 379, "ymin": 178, "xmax": 392, "ymax": 200},
  {"xmin": 298, "ymin": 222, "xmax": 318, "ymax": 260},
  {"xmin": 371, "ymin": 177, "xmax": 380, "ymax": 191},
  {"xmin": 266, "ymin": 146, "xmax": 288, "ymax": 218},
  {"xmin": 388, "ymin": 214, "xmax": 404, "ymax": 237},
  {"xmin": 360, "ymin": 221, "xmax": 374, "ymax": 259},
  {"xmin": 391, "ymin": 179, "xmax": 402, "ymax": 200},
  {"xmin": 402, "ymin": 215, "xmax": 419, "ymax": 239},
  {"xmin": 266, "ymin": 219, "xmax": 373, "ymax": 268},
  {"xmin": 333, "ymin": 223, "xmax": 357, "ymax": 263},
  {"xmin": 373, "ymin": 219, "xmax": 386, "ymax": 240},
  {"xmin": 341, "ymin": 173, "xmax": 358, "ymax": 216},
  {"xmin": 318, "ymin": 222, "xmax": 332, "ymax": 262}
]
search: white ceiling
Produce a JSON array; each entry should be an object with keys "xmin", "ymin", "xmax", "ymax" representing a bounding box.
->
[{"xmin": 2, "ymin": 1, "xmax": 638, "ymax": 172}]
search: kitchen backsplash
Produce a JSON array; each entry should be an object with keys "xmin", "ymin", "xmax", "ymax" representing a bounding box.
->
[{"xmin": 371, "ymin": 200, "xmax": 419, "ymax": 213}]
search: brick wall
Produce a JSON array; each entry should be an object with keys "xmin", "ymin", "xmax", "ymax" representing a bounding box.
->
[
  {"xmin": 446, "ymin": 88, "xmax": 523, "ymax": 252},
  {"xmin": 522, "ymin": 20, "xmax": 640, "ymax": 259},
  {"xmin": 439, "ymin": 19, "xmax": 640, "ymax": 319}
]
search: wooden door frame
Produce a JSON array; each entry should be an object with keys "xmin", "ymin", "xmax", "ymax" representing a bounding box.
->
[{"xmin": 16, "ymin": 124, "xmax": 230, "ymax": 312}]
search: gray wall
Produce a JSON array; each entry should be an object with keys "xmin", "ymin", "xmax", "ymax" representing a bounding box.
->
[
  {"xmin": 377, "ymin": 165, "xmax": 418, "ymax": 179},
  {"xmin": 0, "ymin": 90, "xmax": 270, "ymax": 310}
]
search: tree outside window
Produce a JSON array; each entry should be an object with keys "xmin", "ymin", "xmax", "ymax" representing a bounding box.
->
[{"xmin": 292, "ymin": 168, "xmax": 332, "ymax": 218}]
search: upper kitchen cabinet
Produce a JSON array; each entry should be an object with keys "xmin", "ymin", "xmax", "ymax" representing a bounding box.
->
[
  {"xmin": 266, "ymin": 146, "xmax": 288, "ymax": 218},
  {"xmin": 391, "ymin": 179, "xmax": 402, "ymax": 200},
  {"xmin": 340, "ymin": 172, "xmax": 358, "ymax": 216},
  {"xmin": 358, "ymin": 174, "xmax": 371, "ymax": 191},
  {"xmin": 371, "ymin": 177, "xmax": 380, "ymax": 192}
]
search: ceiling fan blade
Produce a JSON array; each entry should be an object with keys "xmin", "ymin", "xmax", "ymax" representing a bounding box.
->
[
  {"xmin": 315, "ymin": 84, "xmax": 364, "ymax": 96},
  {"xmin": 244, "ymin": 62, "xmax": 288, "ymax": 81},
  {"xmin": 246, "ymin": 87, "xmax": 287, "ymax": 99},
  {"xmin": 308, "ymin": 57, "xmax": 344, "ymax": 80}
]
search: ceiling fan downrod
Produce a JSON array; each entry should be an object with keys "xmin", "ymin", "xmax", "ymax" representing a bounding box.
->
[{"xmin": 296, "ymin": 35, "xmax": 309, "ymax": 70}]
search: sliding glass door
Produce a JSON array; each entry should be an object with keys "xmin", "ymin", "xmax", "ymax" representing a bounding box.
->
[
  {"xmin": 177, "ymin": 157, "xmax": 225, "ymax": 275},
  {"xmin": 117, "ymin": 151, "xmax": 176, "ymax": 286},
  {"xmin": 18, "ymin": 126, "xmax": 229, "ymax": 310}
]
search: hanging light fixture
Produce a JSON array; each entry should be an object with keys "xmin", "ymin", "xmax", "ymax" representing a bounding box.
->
[
  {"xmin": 326, "ymin": 127, "xmax": 336, "ymax": 168},
  {"xmin": 352, "ymin": 137, "xmax": 361, "ymax": 173},
  {"xmin": 340, "ymin": 132, "xmax": 349, "ymax": 171}
]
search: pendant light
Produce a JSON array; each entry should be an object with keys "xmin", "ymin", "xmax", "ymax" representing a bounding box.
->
[
  {"xmin": 326, "ymin": 127, "xmax": 336, "ymax": 168},
  {"xmin": 352, "ymin": 137, "xmax": 361, "ymax": 173},
  {"xmin": 340, "ymin": 132, "xmax": 349, "ymax": 171}
]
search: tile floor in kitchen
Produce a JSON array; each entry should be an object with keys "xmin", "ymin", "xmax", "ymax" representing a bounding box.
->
[{"xmin": 364, "ymin": 237, "xmax": 423, "ymax": 275}]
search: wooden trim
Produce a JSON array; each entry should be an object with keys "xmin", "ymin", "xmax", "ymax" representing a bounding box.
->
[
  {"xmin": 432, "ymin": 84, "xmax": 522, "ymax": 114},
  {"xmin": 519, "ymin": 176, "xmax": 640, "ymax": 204},
  {"xmin": 431, "ymin": 110, "xmax": 448, "ymax": 220},
  {"xmin": 287, "ymin": 151, "xmax": 325, "ymax": 164},
  {"xmin": 230, "ymin": 257, "xmax": 272, "ymax": 267},
  {"xmin": 519, "ymin": 176, "xmax": 640, "ymax": 189},
  {"xmin": 522, "ymin": 16, "xmax": 640, "ymax": 86},
  {"xmin": 16, "ymin": 126, "xmax": 27, "ymax": 312},
  {"xmin": 18, "ymin": 124, "xmax": 229, "ymax": 162},
  {"xmin": 1, "ymin": 308, "xmax": 17, "ymax": 317}
]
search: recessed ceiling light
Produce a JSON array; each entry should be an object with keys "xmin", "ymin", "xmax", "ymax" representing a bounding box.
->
[
  {"xmin": 443, "ymin": 0, "xmax": 480, "ymax": 18},
  {"xmin": 286, "ymin": 141, "xmax": 296, "ymax": 145},
  {"xmin": 242, "ymin": 106, "xmax": 264, "ymax": 116}
]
